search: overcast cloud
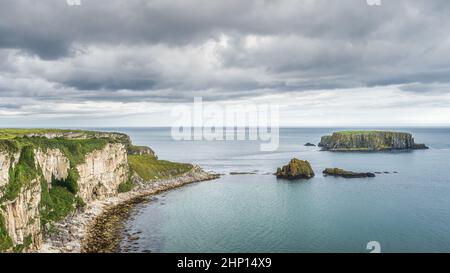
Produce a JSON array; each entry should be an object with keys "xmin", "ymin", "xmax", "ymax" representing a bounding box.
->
[{"xmin": 0, "ymin": 0, "xmax": 450, "ymax": 126}]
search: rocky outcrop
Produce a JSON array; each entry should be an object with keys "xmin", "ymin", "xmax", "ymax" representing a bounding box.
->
[
  {"xmin": 318, "ymin": 131, "xmax": 428, "ymax": 151},
  {"xmin": 1, "ymin": 179, "xmax": 42, "ymax": 252},
  {"xmin": 304, "ymin": 143, "xmax": 316, "ymax": 147},
  {"xmin": 0, "ymin": 152, "xmax": 19, "ymax": 189},
  {"xmin": 77, "ymin": 143, "xmax": 129, "ymax": 203},
  {"xmin": 127, "ymin": 145, "xmax": 157, "ymax": 158},
  {"xmin": 323, "ymin": 168, "xmax": 375, "ymax": 178},
  {"xmin": 275, "ymin": 158, "xmax": 314, "ymax": 179}
]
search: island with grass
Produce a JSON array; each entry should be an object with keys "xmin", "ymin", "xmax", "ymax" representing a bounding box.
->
[
  {"xmin": 0, "ymin": 129, "xmax": 217, "ymax": 253},
  {"xmin": 318, "ymin": 131, "xmax": 428, "ymax": 152}
]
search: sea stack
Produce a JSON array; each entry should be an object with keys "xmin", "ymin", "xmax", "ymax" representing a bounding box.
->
[
  {"xmin": 318, "ymin": 131, "xmax": 428, "ymax": 152},
  {"xmin": 275, "ymin": 158, "xmax": 315, "ymax": 180}
]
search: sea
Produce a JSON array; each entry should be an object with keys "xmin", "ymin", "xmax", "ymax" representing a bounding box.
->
[{"xmin": 92, "ymin": 127, "xmax": 450, "ymax": 253}]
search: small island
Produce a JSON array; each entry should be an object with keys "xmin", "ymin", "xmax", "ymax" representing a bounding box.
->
[
  {"xmin": 323, "ymin": 168, "xmax": 375, "ymax": 178},
  {"xmin": 318, "ymin": 131, "xmax": 428, "ymax": 152},
  {"xmin": 275, "ymin": 158, "xmax": 315, "ymax": 180}
]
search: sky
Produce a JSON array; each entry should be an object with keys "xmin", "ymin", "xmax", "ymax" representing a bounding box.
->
[{"xmin": 0, "ymin": 0, "xmax": 450, "ymax": 127}]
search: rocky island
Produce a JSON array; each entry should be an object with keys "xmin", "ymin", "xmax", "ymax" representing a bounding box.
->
[
  {"xmin": 318, "ymin": 131, "xmax": 428, "ymax": 152},
  {"xmin": 323, "ymin": 168, "xmax": 375, "ymax": 178},
  {"xmin": 275, "ymin": 158, "xmax": 315, "ymax": 180},
  {"xmin": 0, "ymin": 129, "xmax": 217, "ymax": 253}
]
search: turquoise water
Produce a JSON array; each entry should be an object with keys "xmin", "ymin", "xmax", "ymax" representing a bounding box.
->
[{"xmin": 108, "ymin": 127, "xmax": 450, "ymax": 253}]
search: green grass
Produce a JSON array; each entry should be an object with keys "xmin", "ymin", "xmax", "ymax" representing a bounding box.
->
[
  {"xmin": 118, "ymin": 179, "xmax": 135, "ymax": 193},
  {"xmin": 336, "ymin": 130, "xmax": 387, "ymax": 134},
  {"xmin": 12, "ymin": 234, "xmax": 32, "ymax": 253},
  {"xmin": 0, "ymin": 213, "xmax": 13, "ymax": 252},
  {"xmin": 128, "ymin": 155, "xmax": 193, "ymax": 182},
  {"xmin": 39, "ymin": 179, "xmax": 80, "ymax": 230},
  {"xmin": 1, "ymin": 146, "xmax": 39, "ymax": 201},
  {"xmin": 0, "ymin": 129, "xmax": 89, "ymax": 140},
  {"xmin": 334, "ymin": 130, "xmax": 408, "ymax": 135},
  {"xmin": 18, "ymin": 137, "xmax": 110, "ymax": 166}
]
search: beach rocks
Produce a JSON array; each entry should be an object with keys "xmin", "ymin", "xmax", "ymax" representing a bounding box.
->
[
  {"xmin": 304, "ymin": 143, "xmax": 316, "ymax": 147},
  {"xmin": 275, "ymin": 158, "xmax": 315, "ymax": 180},
  {"xmin": 323, "ymin": 168, "xmax": 375, "ymax": 178}
]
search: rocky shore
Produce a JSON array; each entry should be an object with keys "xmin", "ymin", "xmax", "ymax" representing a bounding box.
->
[{"xmin": 39, "ymin": 166, "xmax": 219, "ymax": 253}]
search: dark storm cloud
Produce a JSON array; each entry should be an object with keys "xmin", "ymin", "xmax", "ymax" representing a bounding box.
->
[{"xmin": 1, "ymin": 0, "xmax": 450, "ymax": 107}]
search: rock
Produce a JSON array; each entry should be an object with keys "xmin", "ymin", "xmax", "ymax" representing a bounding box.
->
[
  {"xmin": 275, "ymin": 158, "xmax": 315, "ymax": 180},
  {"xmin": 229, "ymin": 172, "xmax": 257, "ymax": 175},
  {"xmin": 318, "ymin": 131, "xmax": 428, "ymax": 152},
  {"xmin": 304, "ymin": 143, "xmax": 316, "ymax": 147},
  {"xmin": 128, "ymin": 235, "xmax": 140, "ymax": 241},
  {"xmin": 127, "ymin": 145, "xmax": 157, "ymax": 158},
  {"xmin": 323, "ymin": 168, "xmax": 375, "ymax": 178}
]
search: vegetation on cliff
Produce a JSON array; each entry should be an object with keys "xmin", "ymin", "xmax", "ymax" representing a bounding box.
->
[
  {"xmin": 128, "ymin": 154, "xmax": 193, "ymax": 183},
  {"xmin": 318, "ymin": 131, "xmax": 428, "ymax": 151},
  {"xmin": 1, "ymin": 146, "xmax": 39, "ymax": 201},
  {"xmin": 0, "ymin": 213, "xmax": 13, "ymax": 252},
  {"xmin": 275, "ymin": 158, "xmax": 315, "ymax": 179}
]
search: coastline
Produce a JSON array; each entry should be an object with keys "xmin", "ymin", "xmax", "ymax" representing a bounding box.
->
[{"xmin": 40, "ymin": 166, "xmax": 219, "ymax": 253}]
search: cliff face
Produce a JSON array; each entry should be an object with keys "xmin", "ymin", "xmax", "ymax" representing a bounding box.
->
[
  {"xmin": 0, "ymin": 132, "xmax": 130, "ymax": 252},
  {"xmin": 1, "ymin": 179, "xmax": 42, "ymax": 252},
  {"xmin": 35, "ymin": 148, "xmax": 70, "ymax": 185},
  {"xmin": 77, "ymin": 143, "xmax": 128, "ymax": 203},
  {"xmin": 318, "ymin": 131, "xmax": 428, "ymax": 151}
]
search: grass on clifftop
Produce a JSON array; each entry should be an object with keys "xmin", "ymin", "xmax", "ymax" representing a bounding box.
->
[
  {"xmin": 128, "ymin": 154, "xmax": 193, "ymax": 182},
  {"xmin": 334, "ymin": 130, "xmax": 408, "ymax": 135},
  {"xmin": 0, "ymin": 129, "xmax": 89, "ymax": 140}
]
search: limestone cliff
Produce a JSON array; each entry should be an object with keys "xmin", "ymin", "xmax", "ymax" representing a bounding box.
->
[
  {"xmin": 77, "ymin": 143, "xmax": 128, "ymax": 203},
  {"xmin": 0, "ymin": 130, "xmax": 130, "ymax": 252},
  {"xmin": 35, "ymin": 148, "xmax": 70, "ymax": 186},
  {"xmin": 318, "ymin": 131, "xmax": 428, "ymax": 151}
]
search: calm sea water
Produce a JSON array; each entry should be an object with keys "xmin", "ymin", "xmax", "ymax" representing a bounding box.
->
[{"xmin": 97, "ymin": 127, "xmax": 450, "ymax": 253}]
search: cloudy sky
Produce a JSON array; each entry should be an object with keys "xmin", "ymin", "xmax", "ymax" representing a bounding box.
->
[{"xmin": 0, "ymin": 0, "xmax": 450, "ymax": 127}]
